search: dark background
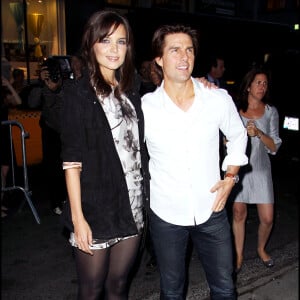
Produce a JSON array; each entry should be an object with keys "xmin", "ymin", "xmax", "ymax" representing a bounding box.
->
[{"xmin": 64, "ymin": 4, "xmax": 300, "ymax": 168}]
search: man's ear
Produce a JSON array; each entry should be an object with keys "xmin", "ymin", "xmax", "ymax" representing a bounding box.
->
[{"xmin": 155, "ymin": 57, "xmax": 163, "ymax": 68}]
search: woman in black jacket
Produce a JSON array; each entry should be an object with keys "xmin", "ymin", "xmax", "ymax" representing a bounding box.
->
[{"xmin": 60, "ymin": 10, "xmax": 149, "ymax": 299}]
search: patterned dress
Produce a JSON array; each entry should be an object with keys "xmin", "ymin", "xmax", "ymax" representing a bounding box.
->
[{"xmin": 69, "ymin": 91, "xmax": 143, "ymax": 249}]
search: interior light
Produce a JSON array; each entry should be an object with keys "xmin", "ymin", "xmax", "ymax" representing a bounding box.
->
[
  {"xmin": 264, "ymin": 53, "xmax": 270, "ymax": 63},
  {"xmin": 226, "ymin": 81, "xmax": 235, "ymax": 85},
  {"xmin": 294, "ymin": 24, "xmax": 299, "ymax": 31}
]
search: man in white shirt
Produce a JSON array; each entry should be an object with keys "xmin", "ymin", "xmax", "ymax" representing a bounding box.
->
[{"xmin": 142, "ymin": 24, "xmax": 248, "ymax": 300}]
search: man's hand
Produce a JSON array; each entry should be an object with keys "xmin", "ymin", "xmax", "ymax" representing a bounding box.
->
[
  {"xmin": 210, "ymin": 178, "xmax": 235, "ymax": 212},
  {"xmin": 40, "ymin": 67, "xmax": 50, "ymax": 81},
  {"xmin": 44, "ymin": 77, "xmax": 62, "ymax": 91},
  {"xmin": 196, "ymin": 77, "xmax": 218, "ymax": 89},
  {"xmin": 40, "ymin": 67, "xmax": 62, "ymax": 91}
]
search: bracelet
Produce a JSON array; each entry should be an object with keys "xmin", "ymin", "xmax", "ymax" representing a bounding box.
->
[
  {"xmin": 257, "ymin": 130, "xmax": 263, "ymax": 139},
  {"xmin": 224, "ymin": 173, "xmax": 239, "ymax": 184}
]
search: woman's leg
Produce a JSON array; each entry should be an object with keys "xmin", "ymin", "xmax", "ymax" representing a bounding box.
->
[
  {"xmin": 74, "ymin": 247, "xmax": 109, "ymax": 300},
  {"xmin": 232, "ymin": 202, "xmax": 247, "ymax": 270},
  {"xmin": 256, "ymin": 203, "xmax": 274, "ymax": 261},
  {"xmin": 105, "ymin": 235, "xmax": 141, "ymax": 300},
  {"xmin": 74, "ymin": 235, "xmax": 141, "ymax": 300}
]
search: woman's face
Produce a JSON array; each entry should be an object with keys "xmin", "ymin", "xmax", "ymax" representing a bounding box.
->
[
  {"xmin": 248, "ymin": 73, "xmax": 268, "ymax": 101},
  {"xmin": 93, "ymin": 24, "xmax": 128, "ymax": 79}
]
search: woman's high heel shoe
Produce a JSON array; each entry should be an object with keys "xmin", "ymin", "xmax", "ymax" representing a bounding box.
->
[
  {"xmin": 258, "ymin": 250, "xmax": 274, "ymax": 268},
  {"xmin": 261, "ymin": 258, "xmax": 274, "ymax": 268}
]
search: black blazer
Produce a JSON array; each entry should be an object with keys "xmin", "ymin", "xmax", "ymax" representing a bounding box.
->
[{"xmin": 60, "ymin": 74, "xmax": 150, "ymax": 239}]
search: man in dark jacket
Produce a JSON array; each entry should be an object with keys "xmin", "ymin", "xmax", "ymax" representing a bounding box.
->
[{"xmin": 28, "ymin": 58, "xmax": 68, "ymax": 215}]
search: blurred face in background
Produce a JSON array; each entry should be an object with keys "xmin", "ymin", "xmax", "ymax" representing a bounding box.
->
[
  {"xmin": 139, "ymin": 61, "xmax": 152, "ymax": 81},
  {"xmin": 211, "ymin": 58, "xmax": 225, "ymax": 79}
]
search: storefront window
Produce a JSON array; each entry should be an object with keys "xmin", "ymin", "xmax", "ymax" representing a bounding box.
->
[{"xmin": 1, "ymin": 0, "xmax": 66, "ymax": 81}]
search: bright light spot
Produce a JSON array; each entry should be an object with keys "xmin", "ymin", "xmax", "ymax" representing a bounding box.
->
[
  {"xmin": 226, "ymin": 81, "xmax": 235, "ymax": 85},
  {"xmin": 264, "ymin": 53, "xmax": 270, "ymax": 63}
]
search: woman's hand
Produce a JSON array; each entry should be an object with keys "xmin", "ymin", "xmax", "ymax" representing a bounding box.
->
[
  {"xmin": 73, "ymin": 218, "xmax": 94, "ymax": 255},
  {"xmin": 246, "ymin": 120, "xmax": 261, "ymax": 137}
]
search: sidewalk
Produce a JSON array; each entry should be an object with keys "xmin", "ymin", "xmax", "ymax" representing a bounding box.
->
[
  {"xmin": 137, "ymin": 241, "xmax": 299, "ymax": 300},
  {"xmin": 238, "ymin": 263, "xmax": 298, "ymax": 300},
  {"xmin": 1, "ymin": 162, "xmax": 299, "ymax": 299}
]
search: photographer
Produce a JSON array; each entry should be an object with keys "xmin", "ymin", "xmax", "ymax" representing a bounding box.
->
[{"xmin": 28, "ymin": 58, "xmax": 68, "ymax": 215}]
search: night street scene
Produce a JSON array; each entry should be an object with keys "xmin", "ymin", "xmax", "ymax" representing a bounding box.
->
[{"xmin": 1, "ymin": 1, "xmax": 299, "ymax": 299}]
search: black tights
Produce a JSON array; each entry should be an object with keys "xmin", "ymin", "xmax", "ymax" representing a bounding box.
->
[{"xmin": 74, "ymin": 235, "xmax": 141, "ymax": 300}]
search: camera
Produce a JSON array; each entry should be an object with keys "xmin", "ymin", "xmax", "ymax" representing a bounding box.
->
[
  {"xmin": 41, "ymin": 57, "xmax": 62, "ymax": 83},
  {"xmin": 41, "ymin": 56, "xmax": 72, "ymax": 83}
]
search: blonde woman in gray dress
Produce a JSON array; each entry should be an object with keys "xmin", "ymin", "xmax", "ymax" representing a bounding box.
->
[{"xmin": 232, "ymin": 67, "xmax": 282, "ymax": 273}]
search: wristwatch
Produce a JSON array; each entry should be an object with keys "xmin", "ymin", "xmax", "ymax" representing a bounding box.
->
[{"xmin": 224, "ymin": 173, "xmax": 239, "ymax": 184}]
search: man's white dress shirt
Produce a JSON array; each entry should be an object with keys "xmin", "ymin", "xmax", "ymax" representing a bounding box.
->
[{"xmin": 142, "ymin": 78, "xmax": 248, "ymax": 226}]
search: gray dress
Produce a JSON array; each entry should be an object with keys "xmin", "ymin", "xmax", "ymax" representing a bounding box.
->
[{"xmin": 233, "ymin": 104, "xmax": 282, "ymax": 204}]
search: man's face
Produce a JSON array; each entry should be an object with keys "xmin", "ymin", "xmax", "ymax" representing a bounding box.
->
[
  {"xmin": 213, "ymin": 59, "xmax": 225, "ymax": 78},
  {"xmin": 155, "ymin": 33, "xmax": 195, "ymax": 84}
]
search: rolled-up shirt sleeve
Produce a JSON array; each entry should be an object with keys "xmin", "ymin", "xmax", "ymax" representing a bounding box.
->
[{"xmin": 220, "ymin": 95, "xmax": 248, "ymax": 171}]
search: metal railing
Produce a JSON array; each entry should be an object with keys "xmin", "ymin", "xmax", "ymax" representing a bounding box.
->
[{"xmin": 1, "ymin": 120, "xmax": 41, "ymax": 224}]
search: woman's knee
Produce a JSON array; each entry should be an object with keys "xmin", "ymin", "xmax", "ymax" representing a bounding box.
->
[
  {"xmin": 233, "ymin": 204, "xmax": 247, "ymax": 222},
  {"xmin": 78, "ymin": 281, "xmax": 103, "ymax": 300},
  {"xmin": 260, "ymin": 217, "xmax": 273, "ymax": 227},
  {"xmin": 105, "ymin": 277, "xmax": 127, "ymax": 296}
]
